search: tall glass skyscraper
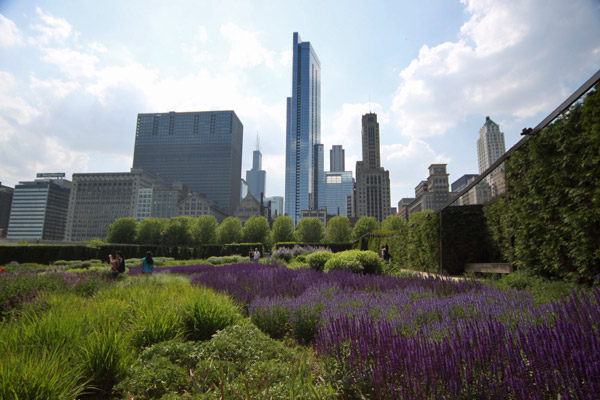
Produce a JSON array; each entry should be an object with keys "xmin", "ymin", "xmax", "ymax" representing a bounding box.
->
[
  {"xmin": 285, "ymin": 32, "xmax": 321, "ymax": 223},
  {"xmin": 246, "ymin": 139, "xmax": 266, "ymax": 201},
  {"xmin": 133, "ymin": 111, "xmax": 243, "ymax": 214}
]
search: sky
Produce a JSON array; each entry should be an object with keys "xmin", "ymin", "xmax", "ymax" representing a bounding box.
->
[{"xmin": 1, "ymin": 0, "xmax": 599, "ymax": 207}]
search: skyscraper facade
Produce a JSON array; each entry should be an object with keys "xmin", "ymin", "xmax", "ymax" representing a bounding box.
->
[
  {"xmin": 65, "ymin": 169, "xmax": 163, "ymax": 241},
  {"xmin": 285, "ymin": 32, "xmax": 321, "ymax": 223},
  {"xmin": 246, "ymin": 142, "xmax": 266, "ymax": 201},
  {"xmin": 7, "ymin": 174, "xmax": 71, "ymax": 241},
  {"xmin": 133, "ymin": 110, "xmax": 243, "ymax": 214},
  {"xmin": 477, "ymin": 116, "xmax": 506, "ymax": 197},
  {"xmin": 0, "ymin": 182, "xmax": 14, "ymax": 237},
  {"xmin": 355, "ymin": 113, "xmax": 391, "ymax": 222},
  {"xmin": 324, "ymin": 171, "xmax": 354, "ymax": 217},
  {"xmin": 330, "ymin": 145, "xmax": 345, "ymax": 172}
]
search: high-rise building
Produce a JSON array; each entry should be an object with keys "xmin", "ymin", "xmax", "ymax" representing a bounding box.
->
[
  {"xmin": 66, "ymin": 169, "xmax": 163, "ymax": 241},
  {"xmin": 265, "ymin": 196, "xmax": 284, "ymax": 219},
  {"xmin": 133, "ymin": 110, "xmax": 243, "ymax": 214},
  {"xmin": 477, "ymin": 116, "xmax": 506, "ymax": 197},
  {"xmin": 285, "ymin": 32, "xmax": 321, "ymax": 223},
  {"xmin": 0, "ymin": 182, "xmax": 14, "ymax": 237},
  {"xmin": 407, "ymin": 164, "xmax": 453, "ymax": 216},
  {"xmin": 330, "ymin": 145, "xmax": 345, "ymax": 172},
  {"xmin": 314, "ymin": 143, "xmax": 325, "ymax": 210},
  {"xmin": 355, "ymin": 113, "xmax": 391, "ymax": 222},
  {"xmin": 324, "ymin": 171, "xmax": 354, "ymax": 217},
  {"xmin": 451, "ymin": 174, "xmax": 491, "ymax": 205},
  {"xmin": 246, "ymin": 138, "xmax": 266, "ymax": 201},
  {"xmin": 7, "ymin": 173, "xmax": 71, "ymax": 241}
]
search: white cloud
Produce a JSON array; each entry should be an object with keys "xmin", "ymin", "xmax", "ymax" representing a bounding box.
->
[
  {"xmin": 41, "ymin": 47, "xmax": 99, "ymax": 78},
  {"xmin": 326, "ymin": 102, "xmax": 384, "ymax": 148},
  {"xmin": 220, "ymin": 23, "xmax": 276, "ymax": 69},
  {"xmin": 195, "ymin": 25, "xmax": 208, "ymax": 43},
  {"xmin": 31, "ymin": 7, "xmax": 73, "ymax": 45},
  {"xmin": 88, "ymin": 41, "xmax": 107, "ymax": 53},
  {"xmin": 382, "ymin": 139, "xmax": 451, "ymax": 199},
  {"xmin": 0, "ymin": 14, "xmax": 23, "ymax": 47},
  {"xmin": 392, "ymin": 0, "xmax": 600, "ymax": 139},
  {"xmin": 30, "ymin": 76, "xmax": 80, "ymax": 99},
  {"xmin": 0, "ymin": 71, "xmax": 40, "ymax": 140}
]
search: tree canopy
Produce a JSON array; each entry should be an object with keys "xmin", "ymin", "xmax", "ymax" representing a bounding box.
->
[
  {"xmin": 242, "ymin": 216, "xmax": 271, "ymax": 245},
  {"xmin": 136, "ymin": 218, "xmax": 165, "ymax": 245},
  {"xmin": 326, "ymin": 216, "xmax": 351, "ymax": 243},
  {"xmin": 351, "ymin": 216, "xmax": 379, "ymax": 241},
  {"xmin": 295, "ymin": 218, "xmax": 324, "ymax": 243},
  {"xmin": 161, "ymin": 217, "xmax": 194, "ymax": 246},
  {"xmin": 381, "ymin": 215, "xmax": 408, "ymax": 231},
  {"xmin": 106, "ymin": 217, "xmax": 137, "ymax": 244},
  {"xmin": 217, "ymin": 217, "xmax": 242, "ymax": 244},
  {"xmin": 193, "ymin": 215, "xmax": 218, "ymax": 245},
  {"xmin": 271, "ymin": 215, "xmax": 295, "ymax": 243}
]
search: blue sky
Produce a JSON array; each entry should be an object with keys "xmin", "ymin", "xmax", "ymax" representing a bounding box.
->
[{"xmin": 1, "ymin": 0, "xmax": 599, "ymax": 206}]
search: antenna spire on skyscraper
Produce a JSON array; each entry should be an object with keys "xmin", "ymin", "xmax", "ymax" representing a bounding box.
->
[{"xmin": 255, "ymin": 132, "xmax": 260, "ymax": 151}]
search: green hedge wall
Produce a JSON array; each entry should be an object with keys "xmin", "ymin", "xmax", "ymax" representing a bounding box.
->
[
  {"xmin": 0, "ymin": 243, "xmax": 263, "ymax": 265},
  {"xmin": 497, "ymin": 84, "xmax": 600, "ymax": 283}
]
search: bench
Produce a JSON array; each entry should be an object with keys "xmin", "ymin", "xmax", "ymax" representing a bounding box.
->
[{"xmin": 464, "ymin": 263, "xmax": 513, "ymax": 274}]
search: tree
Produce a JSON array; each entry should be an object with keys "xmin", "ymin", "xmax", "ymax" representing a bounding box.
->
[
  {"xmin": 271, "ymin": 215, "xmax": 295, "ymax": 243},
  {"xmin": 242, "ymin": 216, "xmax": 270, "ymax": 245},
  {"xmin": 351, "ymin": 216, "xmax": 379, "ymax": 241},
  {"xmin": 106, "ymin": 217, "xmax": 137, "ymax": 244},
  {"xmin": 161, "ymin": 217, "xmax": 194, "ymax": 245},
  {"xmin": 295, "ymin": 217, "xmax": 324, "ymax": 243},
  {"xmin": 326, "ymin": 216, "xmax": 351, "ymax": 243},
  {"xmin": 381, "ymin": 215, "xmax": 408, "ymax": 231},
  {"xmin": 136, "ymin": 218, "xmax": 166, "ymax": 245},
  {"xmin": 217, "ymin": 217, "xmax": 242, "ymax": 244},
  {"xmin": 192, "ymin": 215, "xmax": 218, "ymax": 245}
]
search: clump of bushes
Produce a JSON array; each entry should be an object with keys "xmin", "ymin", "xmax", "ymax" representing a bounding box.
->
[
  {"xmin": 306, "ymin": 250, "xmax": 334, "ymax": 271},
  {"xmin": 323, "ymin": 250, "xmax": 382, "ymax": 275},
  {"xmin": 206, "ymin": 255, "xmax": 245, "ymax": 265}
]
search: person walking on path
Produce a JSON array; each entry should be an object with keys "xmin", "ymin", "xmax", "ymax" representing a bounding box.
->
[{"xmin": 141, "ymin": 251, "xmax": 154, "ymax": 274}]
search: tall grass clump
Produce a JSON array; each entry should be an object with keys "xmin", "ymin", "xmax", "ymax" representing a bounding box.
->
[
  {"xmin": 181, "ymin": 286, "xmax": 241, "ymax": 341},
  {"xmin": 0, "ymin": 348, "xmax": 87, "ymax": 400}
]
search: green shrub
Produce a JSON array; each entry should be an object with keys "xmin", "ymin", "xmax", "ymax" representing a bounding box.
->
[
  {"xmin": 323, "ymin": 250, "xmax": 382, "ymax": 275},
  {"xmin": 306, "ymin": 250, "xmax": 334, "ymax": 271},
  {"xmin": 116, "ymin": 340, "xmax": 201, "ymax": 400},
  {"xmin": 181, "ymin": 287, "xmax": 241, "ymax": 341}
]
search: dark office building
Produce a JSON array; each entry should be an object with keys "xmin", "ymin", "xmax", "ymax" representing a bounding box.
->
[
  {"xmin": 133, "ymin": 111, "xmax": 243, "ymax": 214},
  {"xmin": 0, "ymin": 182, "xmax": 14, "ymax": 237},
  {"xmin": 7, "ymin": 174, "xmax": 71, "ymax": 241}
]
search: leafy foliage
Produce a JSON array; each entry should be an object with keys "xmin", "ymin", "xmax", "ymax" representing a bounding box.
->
[
  {"xmin": 497, "ymin": 85, "xmax": 600, "ymax": 283},
  {"xmin": 192, "ymin": 215, "xmax": 218, "ymax": 245},
  {"xmin": 161, "ymin": 216, "xmax": 194, "ymax": 246},
  {"xmin": 294, "ymin": 217, "xmax": 324, "ymax": 243},
  {"xmin": 381, "ymin": 215, "xmax": 407, "ymax": 231},
  {"xmin": 326, "ymin": 216, "xmax": 351, "ymax": 243},
  {"xmin": 216, "ymin": 216, "xmax": 242, "ymax": 244},
  {"xmin": 135, "ymin": 217, "xmax": 165, "ymax": 245},
  {"xmin": 351, "ymin": 216, "xmax": 379, "ymax": 241},
  {"xmin": 106, "ymin": 217, "xmax": 137, "ymax": 244},
  {"xmin": 241, "ymin": 215, "xmax": 271, "ymax": 249},
  {"xmin": 271, "ymin": 215, "xmax": 295, "ymax": 243}
]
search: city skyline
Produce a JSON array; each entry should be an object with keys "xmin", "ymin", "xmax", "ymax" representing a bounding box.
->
[{"xmin": 0, "ymin": 1, "xmax": 599, "ymax": 205}]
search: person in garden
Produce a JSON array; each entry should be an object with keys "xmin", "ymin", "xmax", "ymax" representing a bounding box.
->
[
  {"xmin": 253, "ymin": 248, "xmax": 260, "ymax": 262},
  {"xmin": 249, "ymin": 249, "xmax": 254, "ymax": 262},
  {"xmin": 384, "ymin": 244, "xmax": 391, "ymax": 262},
  {"xmin": 141, "ymin": 251, "xmax": 154, "ymax": 274},
  {"xmin": 109, "ymin": 251, "xmax": 125, "ymax": 279},
  {"xmin": 381, "ymin": 245, "xmax": 386, "ymax": 261}
]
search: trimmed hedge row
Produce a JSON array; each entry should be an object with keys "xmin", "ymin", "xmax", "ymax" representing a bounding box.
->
[
  {"xmin": 273, "ymin": 242, "xmax": 354, "ymax": 253},
  {"xmin": 0, "ymin": 243, "xmax": 263, "ymax": 265}
]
